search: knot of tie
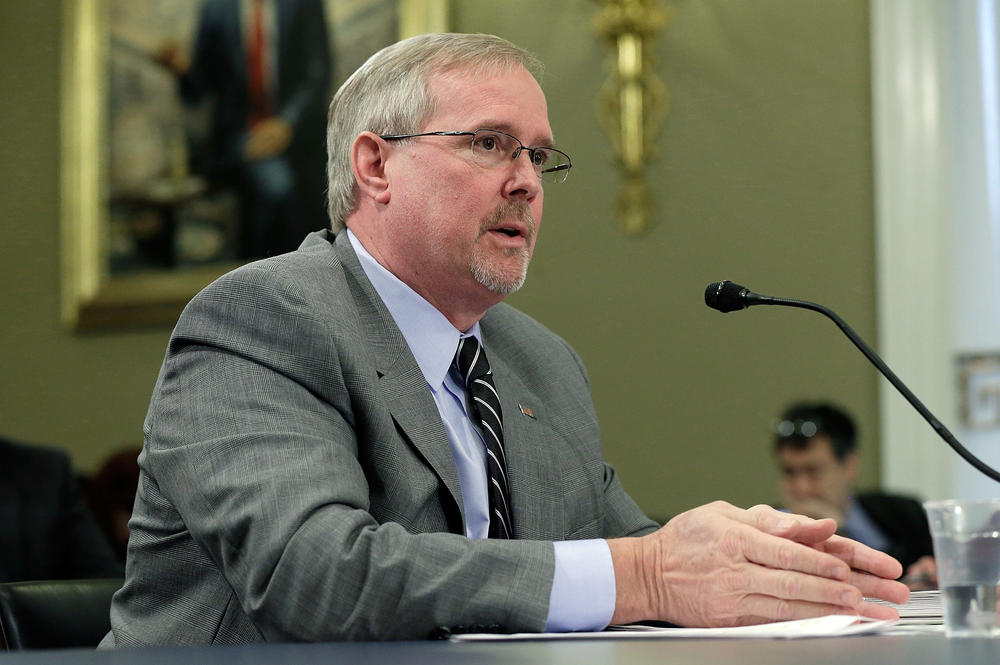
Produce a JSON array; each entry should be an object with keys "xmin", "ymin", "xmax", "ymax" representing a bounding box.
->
[{"xmin": 455, "ymin": 336, "xmax": 491, "ymax": 383}]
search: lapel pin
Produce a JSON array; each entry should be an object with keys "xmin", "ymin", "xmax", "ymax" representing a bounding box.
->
[{"xmin": 518, "ymin": 404, "xmax": 536, "ymax": 419}]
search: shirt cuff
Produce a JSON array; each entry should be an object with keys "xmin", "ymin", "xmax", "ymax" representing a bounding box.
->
[{"xmin": 544, "ymin": 539, "xmax": 615, "ymax": 632}]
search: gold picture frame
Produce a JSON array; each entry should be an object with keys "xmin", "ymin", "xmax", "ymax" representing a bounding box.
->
[{"xmin": 61, "ymin": 0, "xmax": 449, "ymax": 330}]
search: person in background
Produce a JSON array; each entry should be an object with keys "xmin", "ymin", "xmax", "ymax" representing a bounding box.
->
[
  {"xmin": 0, "ymin": 436, "xmax": 123, "ymax": 583},
  {"xmin": 773, "ymin": 401, "xmax": 937, "ymax": 589}
]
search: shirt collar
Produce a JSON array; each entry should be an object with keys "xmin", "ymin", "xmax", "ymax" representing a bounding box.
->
[{"xmin": 347, "ymin": 229, "xmax": 481, "ymax": 389}]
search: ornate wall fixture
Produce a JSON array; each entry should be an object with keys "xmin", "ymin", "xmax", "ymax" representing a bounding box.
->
[{"xmin": 593, "ymin": 0, "xmax": 671, "ymax": 234}]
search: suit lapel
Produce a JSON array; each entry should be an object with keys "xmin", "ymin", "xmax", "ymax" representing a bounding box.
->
[
  {"xmin": 376, "ymin": 362, "xmax": 465, "ymax": 522},
  {"xmin": 330, "ymin": 232, "xmax": 466, "ymax": 524}
]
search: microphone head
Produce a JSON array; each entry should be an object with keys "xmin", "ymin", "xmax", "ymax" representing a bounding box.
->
[{"xmin": 705, "ymin": 281, "xmax": 750, "ymax": 313}]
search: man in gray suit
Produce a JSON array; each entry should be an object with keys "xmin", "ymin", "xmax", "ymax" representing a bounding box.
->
[{"xmin": 103, "ymin": 33, "xmax": 907, "ymax": 647}]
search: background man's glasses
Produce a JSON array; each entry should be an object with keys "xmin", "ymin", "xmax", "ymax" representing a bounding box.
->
[
  {"xmin": 379, "ymin": 128, "xmax": 573, "ymax": 183},
  {"xmin": 775, "ymin": 419, "xmax": 822, "ymax": 438}
]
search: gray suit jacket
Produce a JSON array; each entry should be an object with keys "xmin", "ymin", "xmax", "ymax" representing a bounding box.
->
[{"xmin": 103, "ymin": 231, "xmax": 656, "ymax": 646}]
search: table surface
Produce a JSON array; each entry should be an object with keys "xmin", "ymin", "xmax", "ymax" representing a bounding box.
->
[{"xmin": 3, "ymin": 633, "xmax": 1000, "ymax": 665}]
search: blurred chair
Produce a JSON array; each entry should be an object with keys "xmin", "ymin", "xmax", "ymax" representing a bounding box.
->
[{"xmin": 0, "ymin": 578, "xmax": 122, "ymax": 650}]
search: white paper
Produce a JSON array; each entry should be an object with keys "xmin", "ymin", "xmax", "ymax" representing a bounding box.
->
[
  {"xmin": 866, "ymin": 590, "xmax": 943, "ymax": 625},
  {"xmin": 451, "ymin": 615, "xmax": 896, "ymax": 642}
]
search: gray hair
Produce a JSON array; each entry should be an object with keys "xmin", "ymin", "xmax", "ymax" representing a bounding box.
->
[{"xmin": 325, "ymin": 33, "xmax": 542, "ymax": 231}]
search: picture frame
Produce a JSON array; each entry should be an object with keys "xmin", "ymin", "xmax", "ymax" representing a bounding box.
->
[
  {"xmin": 958, "ymin": 353, "xmax": 1000, "ymax": 429},
  {"xmin": 61, "ymin": 0, "xmax": 449, "ymax": 330}
]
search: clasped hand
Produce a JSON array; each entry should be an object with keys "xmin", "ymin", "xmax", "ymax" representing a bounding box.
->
[{"xmin": 608, "ymin": 501, "xmax": 910, "ymax": 627}]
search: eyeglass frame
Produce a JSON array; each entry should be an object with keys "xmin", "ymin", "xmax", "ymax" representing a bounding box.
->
[
  {"xmin": 774, "ymin": 418, "xmax": 822, "ymax": 439},
  {"xmin": 377, "ymin": 128, "xmax": 573, "ymax": 183}
]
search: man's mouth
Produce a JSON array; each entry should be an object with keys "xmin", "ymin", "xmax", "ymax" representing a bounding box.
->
[{"xmin": 480, "ymin": 201, "xmax": 535, "ymax": 245}]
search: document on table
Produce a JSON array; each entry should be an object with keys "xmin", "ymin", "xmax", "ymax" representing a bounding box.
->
[
  {"xmin": 866, "ymin": 590, "xmax": 943, "ymax": 626},
  {"xmin": 450, "ymin": 615, "xmax": 896, "ymax": 642}
]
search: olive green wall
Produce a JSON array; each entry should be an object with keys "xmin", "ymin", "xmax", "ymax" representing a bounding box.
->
[{"xmin": 0, "ymin": 1, "xmax": 878, "ymax": 521}]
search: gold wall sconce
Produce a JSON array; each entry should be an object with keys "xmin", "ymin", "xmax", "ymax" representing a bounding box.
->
[{"xmin": 593, "ymin": 0, "xmax": 671, "ymax": 234}]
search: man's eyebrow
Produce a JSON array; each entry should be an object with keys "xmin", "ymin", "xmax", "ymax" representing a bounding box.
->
[{"xmin": 476, "ymin": 121, "xmax": 555, "ymax": 147}]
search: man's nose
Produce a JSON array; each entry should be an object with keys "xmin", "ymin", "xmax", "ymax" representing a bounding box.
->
[
  {"xmin": 787, "ymin": 474, "xmax": 813, "ymax": 495},
  {"xmin": 511, "ymin": 148, "xmax": 538, "ymax": 174},
  {"xmin": 504, "ymin": 150, "xmax": 542, "ymax": 199}
]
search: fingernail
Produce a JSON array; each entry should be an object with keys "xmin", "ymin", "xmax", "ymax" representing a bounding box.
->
[
  {"xmin": 830, "ymin": 566, "xmax": 848, "ymax": 580},
  {"xmin": 841, "ymin": 590, "xmax": 858, "ymax": 606}
]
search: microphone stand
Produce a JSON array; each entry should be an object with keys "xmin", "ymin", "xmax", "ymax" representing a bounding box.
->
[{"xmin": 728, "ymin": 290, "xmax": 1000, "ymax": 484}]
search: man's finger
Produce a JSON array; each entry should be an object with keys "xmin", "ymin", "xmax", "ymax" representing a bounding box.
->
[
  {"xmin": 735, "ymin": 594, "xmax": 861, "ymax": 625},
  {"xmin": 858, "ymin": 600, "xmax": 901, "ymax": 621},
  {"xmin": 739, "ymin": 565, "xmax": 863, "ymax": 608},
  {"xmin": 739, "ymin": 524, "xmax": 851, "ymax": 581},
  {"xmin": 849, "ymin": 570, "xmax": 910, "ymax": 606},
  {"xmin": 816, "ymin": 535, "xmax": 905, "ymax": 581},
  {"xmin": 741, "ymin": 504, "xmax": 838, "ymax": 544}
]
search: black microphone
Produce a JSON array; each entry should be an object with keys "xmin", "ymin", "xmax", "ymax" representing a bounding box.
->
[{"xmin": 705, "ymin": 280, "xmax": 1000, "ymax": 484}]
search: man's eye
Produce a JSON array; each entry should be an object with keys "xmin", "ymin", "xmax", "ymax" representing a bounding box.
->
[
  {"xmin": 477, "ymin": 136, "xmax": 498, "ymax": 151},
  {"xmin": 532, "ymin": 150, "xmax": 550, "ymax": 167}
]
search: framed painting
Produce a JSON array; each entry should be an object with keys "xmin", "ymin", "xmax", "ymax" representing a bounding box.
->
[
  {"xmin": 958, "ymin": 353, "xmax": 1000, "ymax": 429},
  {"xmin": 61, "ymin": 0, "xmax": 449, "ymax": 330}
]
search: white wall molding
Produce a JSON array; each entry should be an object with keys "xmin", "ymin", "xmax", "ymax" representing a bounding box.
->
[{"xmin": 870, "ymin": 0, "xmax": 955, "ymax": 499}]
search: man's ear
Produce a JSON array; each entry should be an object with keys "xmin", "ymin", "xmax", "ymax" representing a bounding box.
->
[{"xmin": 351, "ymin": 132, "xmax": 391, "ymax": 205}]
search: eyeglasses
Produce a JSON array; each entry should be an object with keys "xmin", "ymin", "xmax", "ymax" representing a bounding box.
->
[
  {"xmin": 775, "ymin": 419, "xmax": 821, "ymax": 438},
  {"xmin": 378, "ymin": 128, "xmax": 573, "ymax": 183}
]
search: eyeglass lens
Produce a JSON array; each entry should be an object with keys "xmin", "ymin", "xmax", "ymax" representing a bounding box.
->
[
  {"xmin": 469, "ymin": 130, "xmax": 570, "ymax": 182},
  {"xmin": 776, "ymin": 419, "xmax": 819, "ymax": 438}
]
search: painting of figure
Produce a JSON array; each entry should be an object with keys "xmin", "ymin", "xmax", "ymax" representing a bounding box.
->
[{"xmin": 105, "ymin": 0, "xmax": 398, "ymax": 271}]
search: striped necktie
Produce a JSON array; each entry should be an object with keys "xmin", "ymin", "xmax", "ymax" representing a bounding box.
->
[{"xmin": 454, "ymin": 337, "xmax": 513, "ymax": 539}]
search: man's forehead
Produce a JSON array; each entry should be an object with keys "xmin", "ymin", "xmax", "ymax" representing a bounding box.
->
[
  {"xmin": 425, "ymin": 68, "xmax": 553, "ymax": 144},
  {"xmin": 779, "ymin": 436, "xmax": 842, "ymax": 463}
]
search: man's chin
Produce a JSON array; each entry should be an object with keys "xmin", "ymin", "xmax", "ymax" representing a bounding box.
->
[
  {"xmin": 474, "ymin": 273, "xmax": 527, "ymax": 296},
  {"xmin": 470, "ymin": 248, "xmax": 531, "ymax": 295},
  {"xmin": 471, "ymin": 262, "xmax": 529, "ymax": 295}
]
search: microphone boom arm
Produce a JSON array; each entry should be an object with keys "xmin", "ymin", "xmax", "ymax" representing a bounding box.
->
[{"xmin": 731, "ymin": 287, "xmax": 1000, "ymax": 484}]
